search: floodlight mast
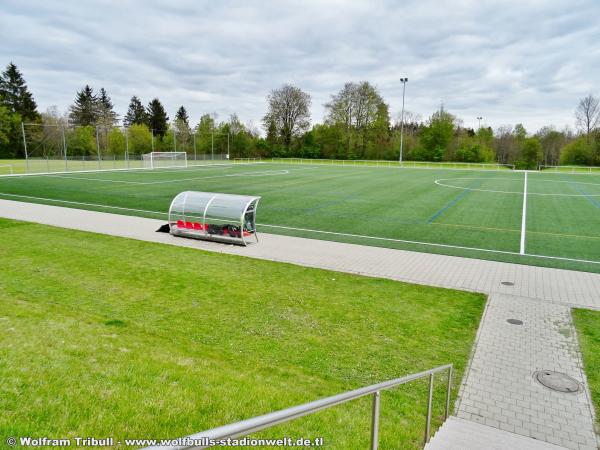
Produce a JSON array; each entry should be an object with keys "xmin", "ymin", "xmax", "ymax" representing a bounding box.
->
[
  {"xmin": 477, "ymin": 116, "xmax": 483, "ymax": 130},
  {"xmin": 399, "ymin": 78, "xmax": 408, "ymax": 164}
]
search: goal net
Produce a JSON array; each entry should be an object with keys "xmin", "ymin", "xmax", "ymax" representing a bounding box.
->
[{"xmin": 143, "ymin": 152, "xmax": 188, "ymax": 169}]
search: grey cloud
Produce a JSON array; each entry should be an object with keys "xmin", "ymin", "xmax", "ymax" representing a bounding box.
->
[{"xmin": 1, "ymin": 0, "xmax": 599, "ymax": 132}]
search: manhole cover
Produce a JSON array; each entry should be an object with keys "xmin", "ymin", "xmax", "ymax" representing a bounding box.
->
[
  {"xmin": 507, "ymin": 319, "xmax": 523, "ymax": 325},
  {"xmin": 501, "ymin": 281, "xmax": 514, "ymax": 286},
  {"xmin": 534, "ymin": 371, "xmax": 581, "ymax": 393}
]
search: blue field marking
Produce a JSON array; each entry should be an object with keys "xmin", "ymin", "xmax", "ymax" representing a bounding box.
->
[
  {"xmin": 569, "ymin": 182, "xmax": 600, "ymax": 209},
  {"xmin": 427, "ymin": 178, "xmax": 484, "ymax": 223}
]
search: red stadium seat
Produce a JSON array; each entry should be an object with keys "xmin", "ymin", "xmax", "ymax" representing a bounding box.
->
[
  {"xmin": 185, "ymin": 221, "xmax": 193, "ymax": 229},
  {"xmin": 193, "ymin": 222, "xmax": 202, "ymax": 230},
  {"xmin": 177, "ymin": 220, "xmax": 185, "ymax": 228}
]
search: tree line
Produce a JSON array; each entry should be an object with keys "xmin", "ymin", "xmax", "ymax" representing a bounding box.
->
[{"xmin": 1, "ymin": 61, "xmax": 599, "ymax": 168}]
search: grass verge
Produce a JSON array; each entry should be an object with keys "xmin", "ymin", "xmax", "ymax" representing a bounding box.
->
[
  {"xmin": 573, "ymin": 308, "xmax": 600, "ymax": 435},
  {"xmin": 0, "ymin": 218, "xmax": 485, "ymax": 448}
]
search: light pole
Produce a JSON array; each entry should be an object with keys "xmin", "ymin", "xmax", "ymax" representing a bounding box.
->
[
  {"xmin": 399, "ymin": 78, "xmax": 408, "ymax": 164},
  {"xmin": 477, "ymin": 116, "xmax": 483, "ymax": 130}
]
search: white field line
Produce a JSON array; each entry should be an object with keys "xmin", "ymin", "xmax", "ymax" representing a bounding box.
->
[
  {"xmin": 257, "ymin": 223, "xmax": 600, "ymax": 265},
  {"xmin": 434, "ymin": 177, "xmax": 600, "ymax": 197},
  {"xmin": 520, "ymin": 171, "xmax": 528, "ymax": 255},
  {"xmin": 36, "ymin": 169, "xmax": 297, "ymax": 186},
  {"xmin": 0, "ymin": 161, "xmax": 266, "ymax": 178},
  {"xmin": 0, "ymin": 193, "xmax": 166, "ymax": 216},
  {"xmin": 2, "ymin": 192, "xmax": 599, "ymax": 266}
]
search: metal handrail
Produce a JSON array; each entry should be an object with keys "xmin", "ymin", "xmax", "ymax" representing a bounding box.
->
[{"xmin": 145, "ymin": 364, "xmax": 453, "ymax": 450}]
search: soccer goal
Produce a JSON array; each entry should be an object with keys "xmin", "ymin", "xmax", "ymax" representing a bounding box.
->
[{"xmin": 143, "ymin": 152, "xmax": 188, "ymax": 169}]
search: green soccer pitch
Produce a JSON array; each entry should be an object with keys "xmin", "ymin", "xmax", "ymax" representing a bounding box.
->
[{"xmin": 1, "ymin": 161, "xmax": 599, "ymax": 272}]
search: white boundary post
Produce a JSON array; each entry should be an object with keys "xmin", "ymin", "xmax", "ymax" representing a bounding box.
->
[
  {"xmin": 125, "ymin": 127, "xmax": 129, "ymax": 169},
  {"xmin": 62, "ymin": 126, "xmax": 68, "ymax": 172},
  {"xmin": 193, "ymin": 133, "xmax": 196, "ymax": 161},
  {"xmin": 96, "ymin": 126, "xmax": 101, "ymax": 169},
  {"xmin": 21, "ymin": 122, "xmax": 29, "ymax": 172}
]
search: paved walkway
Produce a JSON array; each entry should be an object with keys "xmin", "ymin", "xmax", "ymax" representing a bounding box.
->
[
  {"xmin": 426, "ymin": 417, "xmax": 568, "ymax": 450},
  {"xmin": 1, "ymin": 200, "xmax": 599, "ymax": 309},
  {"xmin": 454, "ymin": 294, "xmax": 597, "ymax": 449},
  {"xmin": 0, "ymin": 199, "xmax": 598, "ymax": 449}
]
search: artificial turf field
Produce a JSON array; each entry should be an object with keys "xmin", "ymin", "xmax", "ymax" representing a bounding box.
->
[{"xmin": 1, "ymin": 161, "xmax": 599, "ymax": 272}]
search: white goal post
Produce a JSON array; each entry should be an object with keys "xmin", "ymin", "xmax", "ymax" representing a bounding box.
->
[{"xmin": 143, "ymin": 152, "xmax": 188, "ymax": 169}]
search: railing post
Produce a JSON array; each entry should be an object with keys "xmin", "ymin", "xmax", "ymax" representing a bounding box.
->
[
  {"xmin": 424, "ymin": 373, "xmax": 434, "ymax": 444},
  {"xmin": 371, "ymin": 391, "xmax": 381, "ymax": 450},
  {"xmin": 445, "ymin": 366, "xmax": 453, "ymax": 419}
]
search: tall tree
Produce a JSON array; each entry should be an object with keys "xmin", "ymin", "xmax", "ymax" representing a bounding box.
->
[
  {"xmin": 325, "ymin": 81, "xmax": 389, "ymax": 157},
  {"xmin": 575, "ymin": 95, "xmax": 600, "ymax": 140},
  {"xmin": 228, "ymin": 113, "xmax": 244, "ymax": 135},
  {"xmin": 175, "ymin": 106, "xmax": 190, "ymax": 127},
  {"xmin": 195, "ymin": 113, "xmax": 215, "ymax": 135},
  {"xmin": 96, "ymin": 88, "xmax": 118, "ymax": 127},
  {"xmin": 537, "ymin": 126, "xmax": 566, "ymax": 166},
  {"xmin": 418, "ymin": 109, "xmax": 456, "ymax": 161},
  {"xmin": 146, "ymin": 98, "xmax": 169, "ymax": 137},
  {"xmin": 265, "ymin": 117, "xmax": 278, "ymax": 149},
  {"xmin": 69, "ymin": 85, "xmax": 98, "ymax": 126},
  {"xmin": 519, "ymin": 137, "xmax": 542, "ymax": 169},
  {"xmin": 262, "ymin": 84, "xmax": 311, "ymax": 150},
  {"xmin": 0, "ymin": 62, "xmax": 39, "ymax": 121},
  {"xmin": 174, "ymin": 106, "xmax": 191, "ymax": 135},
  {"xmin": 123, "ymin": 96, "xmax": 147, "ymax": 127}
]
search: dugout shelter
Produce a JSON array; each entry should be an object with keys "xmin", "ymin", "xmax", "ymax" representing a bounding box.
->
[{"xmin": 168, "ymin": 191, "xmax": 261, "ymax": 245}]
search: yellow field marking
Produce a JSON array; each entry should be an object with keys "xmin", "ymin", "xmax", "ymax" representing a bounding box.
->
[{"xmin": 432, "ymin": 222, "xmax": 600, "ymax": 240}]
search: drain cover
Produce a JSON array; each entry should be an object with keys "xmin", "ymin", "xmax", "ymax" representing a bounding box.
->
[
  {"xmin": 507, "ymin": 319, "xmax": 523, "ymax": 325},
  {"xmin": 501, "ymin": 281, "xmax": 514, "ymax": 286},
  {"xmin": 534, "ymin": 371, "xmax": 581, "ymax": 393}
]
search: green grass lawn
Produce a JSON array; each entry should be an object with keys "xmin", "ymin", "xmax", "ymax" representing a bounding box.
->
[
  {"xmin": 573, "ymin": 309, "xmax": 600, "ymax": 435},
  {"xmin": 1, "ymin": 161, "xmax": 599, "ymax": 272},
  {"xmin": 0, "ymin": 218, "xmax": 485, "ymax": 449}
]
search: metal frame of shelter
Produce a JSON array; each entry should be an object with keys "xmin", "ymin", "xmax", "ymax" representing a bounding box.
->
[{"xmin": 168, "ymin": 191, "xmax": 261, "ymax": 246}]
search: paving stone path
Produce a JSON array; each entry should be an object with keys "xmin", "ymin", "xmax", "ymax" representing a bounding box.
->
[
  {"xmin": 453, "ymin": 294, "xmax": 597, "ymax": 449},
  {"xmin": 0, "ymin": 199, "xmax": 598, "ymax": 449}
]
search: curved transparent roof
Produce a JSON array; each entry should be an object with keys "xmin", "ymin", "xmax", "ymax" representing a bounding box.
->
[{"xmin": 168, "ymin": 191, "xmax": 261, "ymax": 245}]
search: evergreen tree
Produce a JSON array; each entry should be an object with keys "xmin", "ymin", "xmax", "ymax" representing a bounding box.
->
[
  {"xmin": 175, "ymin": 106, "xmax": 189, "ymax": 127},
  {"xmin": 69, "ymin": 85, "xmax": 98, "ymax": 126},
  {"xmin": 123, "ymin": 96, "xmax": 147, "ymax": 127},
  {"xmin": 146, "ymin": 98, "xmax": 169, "ymax": 137},
  {"xmin": 0, "ymin": 62, "xmax": 39, "ymax": 121},
  {"xmin": 266, "ymin": 117, "xmax": 278, "ymax": 146},
  {"xmin": 96, "ymin": 87, "xmax": 118, "ymax": 127},
  {"xmin": 174, "ymin": 105, "xmax": 191, "ymax": 135}
]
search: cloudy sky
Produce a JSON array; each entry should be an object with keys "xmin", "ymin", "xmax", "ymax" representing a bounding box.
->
[{"xmin": 1, "ymin": 0, "xmax": 599, "ymax": 133}]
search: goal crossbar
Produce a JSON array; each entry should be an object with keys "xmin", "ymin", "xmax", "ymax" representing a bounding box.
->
[{"xmin": 143, "ymin": 152, "xmax": 188, "ymax": 170}]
